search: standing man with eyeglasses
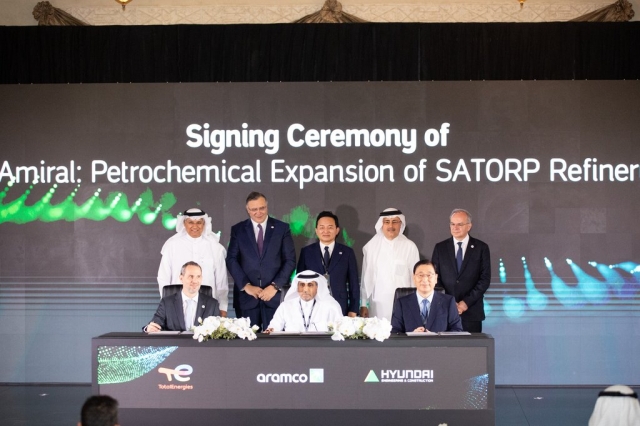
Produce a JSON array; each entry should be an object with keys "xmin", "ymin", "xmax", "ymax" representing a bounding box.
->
[
  {"xmin": 227, "ymin": 191, "xmax": 296, "ymax": 330},
  {"xmin": 360, "ymin": 208, "xmax": 420, "ymax": 321},
  {"xmin": 431, "ymin": 208, "xmax": 491, "ymax": 333},
  {"xmin": 391, "ymin": 260, "xmax": 462, "ymax": 333}
]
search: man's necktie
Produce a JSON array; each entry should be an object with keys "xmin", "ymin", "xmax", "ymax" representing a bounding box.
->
[
  {"xmin": 323, "ymin": 246, "xmax": 331, "ymax": 271},
  {"xmin": 421, "ymin": 299, "xmax": 430, "ymax": 326},
  {"xmin": 257, "ymin": 223, "xmax": 264, "ymax": 255},
  {"xmin": 456, "ymin": 241, "xmax": 463, "ymax": 273}
]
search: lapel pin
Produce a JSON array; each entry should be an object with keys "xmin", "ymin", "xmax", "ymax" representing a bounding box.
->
[
  {"xmin": 339, "ymin": 252, "xmax": 342, "ymax": 255},
  {"xmin": 201, "ymin": 305, "xmax": 205, "ymax": 309},
  {"xmin": 471, "ymin": 245, "xmax": 474, "ymax": 248},
  {"xmin": 271, "ymin": 225, "xmax": 274, "ymax": 229}
]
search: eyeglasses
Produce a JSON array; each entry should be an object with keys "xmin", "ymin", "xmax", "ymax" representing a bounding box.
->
[
  {"xmin": 248, "ymin": 206, "xmax": 267, "ymax": 213},
  {"xmin": 450, "ymin": 222, "xmax": 470, "ymax": 228},
  {"xmin": 415, "ymin": 273, "xmax": 436, "ymax": 280},
  {"xmin": 383, "ymin": 220, "xmax": 402, "ymax": 225}
]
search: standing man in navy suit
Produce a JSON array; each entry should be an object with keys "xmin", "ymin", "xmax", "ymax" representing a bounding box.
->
[
  {"xmin": 391, "ymin": 260, "xmax": 462, "ymax": 333},
  {"xmin": 227, "ymin": 191, "xmax": 296, "ymax": 330},
  {"xmin": 297, "ymin": 211, "xmax": 360, "ymax": 317},
  {"xmin": 431, "ymin": 209, "xmax": 491, "ymax": 333}
]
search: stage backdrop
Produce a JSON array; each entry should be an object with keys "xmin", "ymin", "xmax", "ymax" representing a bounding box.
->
[{"xmin": 0, "ymin": 81, "xmax": 638, "ymax": 384}]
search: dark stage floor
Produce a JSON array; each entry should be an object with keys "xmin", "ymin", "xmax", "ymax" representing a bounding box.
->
[{"xmin": 0, "ymin": 384, "xmax": 634, "ymax": 425}]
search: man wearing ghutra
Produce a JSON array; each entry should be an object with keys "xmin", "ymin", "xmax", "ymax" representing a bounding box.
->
[
  {"xmin": 589, "ymin": 385, "xmax": 640, "ymax": 426},
  {"xmin": 157, "ymin": 208, "xmax": 229, "ymax": 316},
  {"xmin": 265, "ymin": 271, "xmax": 342, "ymax": 333},
  {"xmin": 360, "ymin": 208, "xmax": 420, "ymax": 321}
]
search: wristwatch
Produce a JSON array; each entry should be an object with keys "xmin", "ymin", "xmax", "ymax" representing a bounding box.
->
[{"xmin": 270, "ymin": 282, "xmax": 281, "ymax": 291}]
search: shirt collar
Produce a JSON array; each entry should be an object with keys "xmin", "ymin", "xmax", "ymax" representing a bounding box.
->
[
  {"xmin": 251, "ymin": 218, "xmax": 268, "ymax": 228},
  {"xmin": 300, "ymin": 298, "xmax": 316, "ymax": 309},
  {"xmin": 453, "ymin": 234, "xmax": 470, "ymax": 245},
  {"xmin": 416, "ymin": 291, "xmax": 434, "ymax": 305},
  {"xmin": 181, "ymin": 292, "xmax": 199, "ymax": 304},
  {"xmin": 319, "ymin": 241, "xmax": 335, "ymax": 252}
]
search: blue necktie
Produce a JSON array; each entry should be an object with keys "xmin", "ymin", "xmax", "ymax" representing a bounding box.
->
[
  {"xmin": 257, "ymin": 224, "xmax": 264, "ymax": 255},
  {"xmin": 456, "ymin": 241, "xmax": 463, "ymax": 273},
  {"xmin": 421, "ymin": 299, "xmax": 429, "ymax": 325}
]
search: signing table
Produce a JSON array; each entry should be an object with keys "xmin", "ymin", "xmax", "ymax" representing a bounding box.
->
[{"xmin": 92, "ymin": 332, "xmax": 495, "ymax": 426}]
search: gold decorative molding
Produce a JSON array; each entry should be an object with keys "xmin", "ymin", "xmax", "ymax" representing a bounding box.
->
[
  {"xmin": 293, "ymin": 0, "xmax": 368, "ymax": 23},
  {"xmin": 33, "ymin": 1, "xmax": 89, "ymax": 25},
  {"xmin": 571, "ymin": 0, "xmax": 634, "ymax": 21},
  {"xmin": 65, "ymin": 3, "xmax": 614, "ymax": 25}
]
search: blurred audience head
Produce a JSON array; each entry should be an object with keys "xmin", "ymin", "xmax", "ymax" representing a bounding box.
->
[{"xmin": 79, "ymin": 395, "xmax": 119, "ymax": 426}]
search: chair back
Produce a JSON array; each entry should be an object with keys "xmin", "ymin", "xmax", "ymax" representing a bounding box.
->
[
  {"xmin": 280, "ymin": 284, "xmax": 291, "ymax": 304},
  {"xmin": 393, "ymin": 287, "xmax": 416, "ymax": 306}
]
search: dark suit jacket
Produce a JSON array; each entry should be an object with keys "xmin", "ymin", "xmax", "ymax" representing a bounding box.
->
[
  {"xmin": 297, "ymin": 241, "xmax": 360, "ymax": 315},
  {"xmin": 226, "ymin": 217, "xmax": 296, "ymax": 311},
  {"xmin": 146, "ymin": 291, "xmax": 220, "ymax": 331},
  {"xmin": 391, "ymin": 291, "xmax": 462, "ymax": 333},
  {"xmin": 431, "ymin": 235, "xmax": 491, "ymax": 322}
]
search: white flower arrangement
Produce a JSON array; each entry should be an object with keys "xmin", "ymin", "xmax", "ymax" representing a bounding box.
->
[
  {"xmin": 192, "ymin": 316, "xmax": 259, "ymax": 342},
  {"xmin": 328, "ymin": 316, "xmax": 392, "ymax": 342}
]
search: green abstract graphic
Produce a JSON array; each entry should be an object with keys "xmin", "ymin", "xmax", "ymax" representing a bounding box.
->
[
  {"xmin": 282, "ymin": 205, "xmax": 354, "ymax": 247},
  {"xmin": 0, "ymin": 181, "xmax": 355, "ymax": 246},
  {"xmin": 0, "ymin": 181, "xmax": 177, "ymax": 229},
  {"xmin": 97, "ymin": 345, "xmax": 178, "ymax": 384},
  {"xmin": 282, "ymin": 205, "xmax": 314, "ymax": 238}
]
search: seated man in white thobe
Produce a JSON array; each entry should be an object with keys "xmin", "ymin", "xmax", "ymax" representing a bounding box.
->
[
  {"xmin": 360, "ymin": 208, "xmax": 420, "ymax": 321},
  {"xmin": 265, "ymin": 271, "xmax": 343, "ymax": 333},
  {"xmin": 157, "ymin": 208, "xmax": 229, "ymax": 316}
]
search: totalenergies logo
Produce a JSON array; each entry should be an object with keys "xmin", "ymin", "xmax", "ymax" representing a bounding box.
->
[{"xmin": 158, "ymin": 364, "xmax": 193, "ymax": 382}]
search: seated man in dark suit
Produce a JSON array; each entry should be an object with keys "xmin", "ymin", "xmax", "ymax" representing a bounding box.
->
[
  {"xmin": 391, "ymin": 259, "xmax": 462, "ymax": 333},
  {"xmin": 144, "ymin": 261, "xmax": 220, "ymax": 332}
]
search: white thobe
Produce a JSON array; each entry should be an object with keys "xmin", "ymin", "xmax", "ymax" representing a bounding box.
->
[
  {"xmin": 268, "ymin": 297, "xmax": 343, "ymax": 332},
  {"xmin": 157, "ymin": 233, "xmax": 229, "ymax": 311},
  {"xmin": 360, "ymin": 234, "xmax": 420, "ymax": 321}
]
